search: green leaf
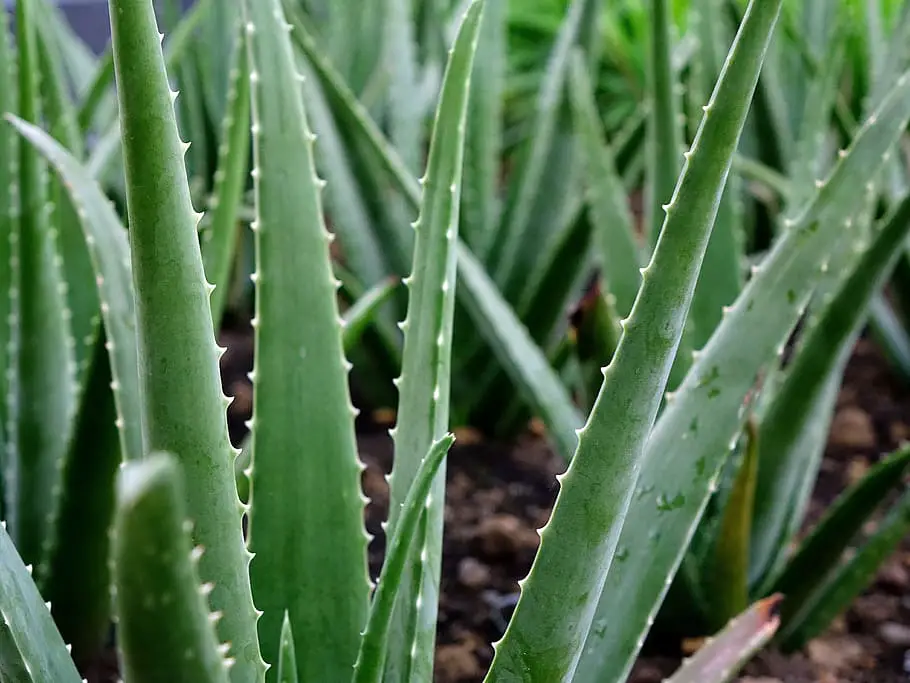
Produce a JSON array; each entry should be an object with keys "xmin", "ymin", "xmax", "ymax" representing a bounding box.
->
[
  {"xmin": 704, "ymin": 418, "xmax": 759, "ymax": 628},
  {"xmin": 772, "ymin": 444, "xmax": 910, "ymax": 638},
  {"xmin": 353, "ymin": 434, "xmax": 455, "ymax": 683},
  {"xmin": 0, "ymin": 520, "xmax": 81, "ymax": 683},
  {"xmin": 8, "ymin": 0, "xmax": 78, "ymax": 574},
  {"xmin": 107, "ymin": 0, "xmax": 262, "ymax": 677},
  {"xmin": 277, "ymin": 612, "xmax": 299, "ymax": 683},
  {"xmin": 485, "ymin": 1, "xmax": 786, "ymax": 679},
  {"xmin": 382, "ymin": 4, "xmax": 484, "ymax": 680},
  {"xmin": 112, "ymin": 453, "xmax": 231, "ymax": 683},
  {"xmin": 665, "ymin": 594, "xmax": 783, "ymax": 683},
  {"xmin": 575, "ymin": 61, "xmax": 910, "ymax": 683},
  {"xmin": 777, "ymin": 484, "xmax": 910, "ymax": 651},
  {"xmin": 751, "ymin": 190, "xmax": 910, "ymax": 591},
  {"xmin": 239, "ymin": 0, "xmax": 372, "ymax": 680}
]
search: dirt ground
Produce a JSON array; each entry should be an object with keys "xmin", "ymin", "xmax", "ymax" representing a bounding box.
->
[{"xmin": 211, "ymin": 324, "xmax": 910, "ymax": 683}]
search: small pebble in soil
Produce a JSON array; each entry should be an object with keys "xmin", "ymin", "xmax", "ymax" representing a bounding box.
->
[
  {"xmin": 880, "ymin": 622, "xmax": 910, "ymax": 648},
  {"xmin": 457, "ymin": 557, "xmax": 491, "ymax": 589}
]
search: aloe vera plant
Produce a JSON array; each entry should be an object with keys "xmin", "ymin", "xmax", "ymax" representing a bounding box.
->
[{"xmin": 2, "ymin": 0, "xmax": 910, "ymax": 682}]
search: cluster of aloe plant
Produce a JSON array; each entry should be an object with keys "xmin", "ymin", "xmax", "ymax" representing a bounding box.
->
[{"xmin": 2, "ymin": 0, "xmax": 910, "ymax": 682}]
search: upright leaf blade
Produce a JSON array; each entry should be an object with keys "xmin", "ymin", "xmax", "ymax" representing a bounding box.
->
[
  {"xmin": 0, "ymin": 521, "xmax": 81, "ymax": 683},
  {"xmin": 484, "ymin": 1, "xmax": 785, "ymax": 680},
  {"xmin": 107, "ymin": 0, "xmax": 262, "ymax": 677},
  {"xmin": 241, "ymin": 0, "xmax": 373, "ymax": 678},
  {"xmin": 113, "ymin": 454, "xmax": 231, "ymax": 683},
  {"xmin": 383, "ymin": 5, "xmax": 483, "ymax": 681},
  {"xmin": 575, "ymin": 65, "xmax": 910, "ymax": 683}
]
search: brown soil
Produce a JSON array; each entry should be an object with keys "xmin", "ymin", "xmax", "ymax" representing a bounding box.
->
[{"xmin": 86, "ymin": 327, "xmax": 910, "ymax": 683}]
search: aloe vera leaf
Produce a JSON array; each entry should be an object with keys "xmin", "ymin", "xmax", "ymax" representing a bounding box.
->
[
  {"xmin": 486, "ymin": 2, "xmax": 785, "ymax": 678},
  {"xmin": 772, "ymin": 444, "xmax": 910, "ymax": 632},
  {"xmin": 485, "ymin": 0, "xmax": 600, "ymax": 297},
  {"xmin": 287, "ymin": 9, "xmax": 583, "ymax": 459},
  {"xmin": 645, "ymin": 0, "xmax": 684, "ymax": 248},
  {"xmin": 571, "ymin": 282, "xmax": 623, "ymax": 411},
  {"xmin": 113, "ymin": 453, "xmax": 231, "ymax": 683},
  {"xmin": 354, "ymin": 434, "xmax": 455, "ymax": 683},
  {"xmin": 8, "ymin": 0, "xmax": 77, "ymax": 573},
  {"xmin": 568, "ymin": 51, "xmax": 643, "ymax": 319},
  {"xmin": 34, "ymin": 14, "xmax": 100, "ymax": 387},
  {"xmin": 6, "ymin": 111, "xmax": 151, "ymax": 662},
  {"xmin": 106, "ymin": 0, "xmax": 262, "ymax": 677},
  {"xmin": 6, "ymin": 113, "xmax": 143, "ymax": 461},
  {"xmin": 0, "ymin": 521, "xmax": 81, "ymax": 683},
  {"xmin": 200, "ymin": 29, "xmax": 251, "ymax": 332},
  {"xmin": 460, "ymin": 0, "xmax": 504, "ymax": 257},
  {"xmin": 239, "ymin": 0, "xmax": 371, "ymax": 679},
  {"xmin": 750, "ymin": 191, "xmax": 910, "ymax": 590},
  {"xmin": 277, "ymin": 612, "xmax": 299, "ymax": 683},
  {"xmin": 665, "ymin": 594, "xmax": 783, "ymax": 683},
  {"xmin": 382, "ymin": 5, "xmax": 483, "ymax": 680},
  {"xmin": 704, "ymin": 418, "xmax": 759, "ymax": 628},
  {"xmin": 40, "ymin": 331, "xmax": 120, "ymax": 667},
  {"xmin": 342, "ymin": 277, "xmax": 401, "ymax": 353},
  {"xmin": 780, "ymin": 484, "xmax": 910, "ymax": 651},
  {"xmin": 574, "ymin": 65, "xmax": 910, "ymax": 683}
]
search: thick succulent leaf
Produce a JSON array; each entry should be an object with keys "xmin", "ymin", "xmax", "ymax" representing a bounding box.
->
[
  {"xmin": 239, "ymin": 0, "xmax": 372, "ymax": 680},
  {"xmin": 353, "ymin": 434, "xmax": 455, "ymax": 683},
  {"xmin": 702, "ymin": 418, "xmax": 758, "ymax": 628},
  {"xmin": 383, "ymin": 4, "xmax": 483, "ymax": 680},
  {"xmin": 106, "ymin": 0, "xmax": 262, "ymax": 677},
  {"xmin": 0, "ymin": 520, "xmax": 81, "ymax": 683},
  {"xmin": 575, "ymin": 64, "xmax": 910, "ymax": 683},
  {"xmin": 34, "ymin": 18, "xmax": 100, "ymax": 385},
  {"xmin": 113, "ymin": 453, "xmax": 231, "ymax": 683},
  {"xmin": 382, "ymin": 0, "xmax": 422, "ymax": 173},
  {"xmin": 286, "ymin": 10, "xmax": 582, "ymax": 461},
  {"xmin": 200, "ymin": 28, "xmax": 251, "ymax": 331},
  {"xmin": 772, "ymin": 444, "xmax": 910, "ymax": 631},
  {"xmin": 485, "ymin": 2, "xmax": 785, "ymax": 679},
  {"xmin": 6, "ymin": 114, "xmax": 143, "ymax": 463},
  {"xmin": 38, "ymin": 331, "xmax": 120, "ymax": 667},
  {"xmin": 665, "ymin": 594, "xmax": 782, "ymax": 683},
  {"xmin": 751, "ymin": 190, "xmax": 910, "ymax": 590},
  {"xmin": 777, "ymin": 483, "xmax": 910, "ymax": 651},
  {"xmin": 7, "ymin": 0, "xmax": 77, "ymax": 573},
  {"xmin": 277, "ymin": 612, "xmax": 299, "ymax": 683},
  {"xmin": 869, "ymin": 294, "xmax": 910, "ymax": 382}
]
